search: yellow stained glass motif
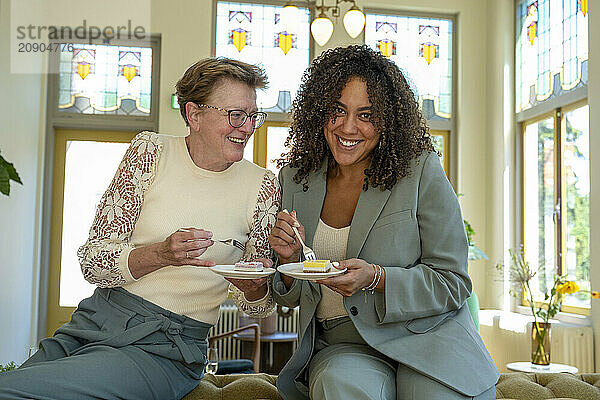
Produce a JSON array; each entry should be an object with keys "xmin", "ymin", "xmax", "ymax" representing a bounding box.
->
[
  {"xmin": 421, "ymin": 44, "xmax": 437, "ymax": 65},
  {"xmin": 378, "ymin": 39, "xmax": 395, "ymax": 57},
  {"xmin": 122, "ymin": 65, "xmax": 136, "ymax": 82},
  {"xmin": 579, "ymin": 0, "xmax": 587, "ymax": 16},
  {"xmin": 77, "ymin": 62, "xmax": 90, "ymax": 80},
  {"xmin": 278, "ymin": 32, "xmax": 293, "ymax": 55},
  {"xmin": 119, "ymin": 51, "xmax": 141, "ymax": 83},
  {"xmin": 526, "ymin": 2, "xmax": 538, "ymax": 46},
  {"xmin": 231, "ymin": 28, "xmax": 247, "ymax": 52},
  {"xmin": 419, "ymin": 25, "xmax": 440, "ymax": 64},
  {"xmin": 528, "ymin": 23, "xmax": 537, "ymax": 45}
]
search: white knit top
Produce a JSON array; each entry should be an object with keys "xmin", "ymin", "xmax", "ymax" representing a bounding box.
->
[
  {"xmin": 78, "ymin": 132, "xmax": 280, "ymax": 325},
  {"xmin": 313, "ymin": 218, "xmax": 351, "ymax": 321}
]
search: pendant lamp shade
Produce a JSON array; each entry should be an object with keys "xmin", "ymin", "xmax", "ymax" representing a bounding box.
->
[
  {"xmin": 311, "ymin": 12, "xmax": 334, "ymax": 46},
  {"xmin": 281, "ymin": 3, "xmax": 300, "ymax": 33},
  {"xmin": 343, "ymin": 5, "xmax": 365, "ymax": 38}
]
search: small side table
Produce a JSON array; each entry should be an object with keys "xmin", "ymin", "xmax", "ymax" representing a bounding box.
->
[
  {"xmin": 234, "ymin": 331, "xmax": 298, "ymax": 374},
  {"xmin": 506, "ymin": 361, "xmax": 578, "ymax": 374}
]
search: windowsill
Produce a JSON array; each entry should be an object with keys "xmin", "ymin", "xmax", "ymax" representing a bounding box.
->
[
  {"xmin": 479, "ymin": 308, "xmax": 591, "ymax": 334},
  {"xmin": 513, "ymin": 306, "xmax": 591, "ymax": 327}
]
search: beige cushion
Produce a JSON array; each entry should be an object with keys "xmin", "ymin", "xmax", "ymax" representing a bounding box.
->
[
  {"xmin": 184, "ymin": 372, "xmax": 600, "ymax": 400},
  {"xmin": 184, "ymin": 373, "xmax": 281, "ymax": 400},
  {"xmin": 495, "ymin": 373, "xmax": 600, "ymax": 399}
]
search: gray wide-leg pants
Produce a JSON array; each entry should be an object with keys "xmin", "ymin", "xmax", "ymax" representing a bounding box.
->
[
  {"xmin": 308, "ymin": 318, "xmax": 496, "ymax": 400},
  {"xmin": 0, "ymin": 287, "xmax": 210, "ymax": 400}
]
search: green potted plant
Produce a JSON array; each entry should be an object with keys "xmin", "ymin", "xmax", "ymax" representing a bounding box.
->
[{"xmin": 0, "ymin": 150, "xmax": 22, "ymax": 196}]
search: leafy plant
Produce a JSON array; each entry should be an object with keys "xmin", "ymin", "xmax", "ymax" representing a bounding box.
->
[
  {"xmin": 0, "ymin": 361, "xmax": 18, "ymax": 373},
  {"xmin": 0, "ymin": 151, "xmax": 22, "ymax": 196}
]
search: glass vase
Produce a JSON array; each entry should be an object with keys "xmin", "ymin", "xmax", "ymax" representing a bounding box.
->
[{"xmin": 531, "ymin": 321, "xmax": 551, "ymax": 365}]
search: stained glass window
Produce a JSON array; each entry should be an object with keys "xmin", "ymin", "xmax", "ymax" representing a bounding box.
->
[
  {"xmin": 365, "ymin": 13, "xmax": 453, "ymax": 121},
  {"xmin": 58, "ymin": 44, "xmax": 153, "ymax": 115},
  {"xmin": 215, "ymin": 1, "xmax": 310, "ymax": 113},
  {"xmin": 516, "ymin": 0, "xmax": 588, "ymax": 113}
]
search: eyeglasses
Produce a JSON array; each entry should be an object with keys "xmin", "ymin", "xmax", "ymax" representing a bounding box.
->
[{"xmin": 196, "ymin": 104, "xmax": 267, "ymax": 129}]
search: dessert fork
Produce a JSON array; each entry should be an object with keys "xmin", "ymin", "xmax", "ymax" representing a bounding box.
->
[
  {"xmin": 215, "ymin": 238, "xmax": 245, "ymax": 252},
  {"xmin": 282, "ymin": 209, "xmax": 316, "ymax": 261},
  {"xmin": 178, "ymin": 228, "xmax": 245, "ymax": 252}
]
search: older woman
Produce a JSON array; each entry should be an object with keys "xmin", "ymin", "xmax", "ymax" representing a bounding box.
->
[
  {"xmin": 268, "ymin": 45, "xmax": 499, "ymax": 400},
  {"xmin": 0, "ymin": 58, "xmax": 279, "ymax": 399}
]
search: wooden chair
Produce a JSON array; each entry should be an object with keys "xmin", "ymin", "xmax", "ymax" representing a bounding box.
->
[{"xmin": 208, "ymin": 323, "xmax": 261, "ymax": 374}]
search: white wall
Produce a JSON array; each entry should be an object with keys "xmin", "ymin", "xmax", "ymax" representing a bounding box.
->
[
  {"xmin": 0, "ymin": 0, "xmax": 45, "ymax": 365},
  {"xmin": 152, "ymin": 0, "xmax": 213, "ymax": 136}
]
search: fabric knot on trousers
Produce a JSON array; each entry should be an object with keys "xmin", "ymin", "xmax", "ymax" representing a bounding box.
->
[{"xmin": 155, "ymin": 314, "xmax": 184, "ymax": 336}]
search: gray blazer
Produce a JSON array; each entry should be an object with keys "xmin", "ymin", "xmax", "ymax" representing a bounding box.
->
[{"xmin": 272, "ymin": 152, "xmax": 499, "ymax": 399}]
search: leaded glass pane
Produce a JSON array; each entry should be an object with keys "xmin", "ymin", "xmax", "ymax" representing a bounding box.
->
[
  {"xmin": 365, "ymin": 13, "xmax": 453, "ymax": 120},
  {"xmin": 523, "ymin": 118, "xmax": 556, "ymax": 302},
  {"xmin": 215, "ymin": 2, "xmax": 310, "ymax": 113},
  {"xmin": 562, "ymin": 105, "xmax": 590, "ymax": 309},
  {"xmin": 516, "ymin": 0, "xmax": 588, "ymax": 112},
  {"xmin": 58, "ymin": 44, "xmax": 153, "ymax": 115}
]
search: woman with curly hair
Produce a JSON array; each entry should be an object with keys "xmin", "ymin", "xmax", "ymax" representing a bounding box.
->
[{"xmin": 268, "ymin": 45, "xmax": 498, "ymax": 400}]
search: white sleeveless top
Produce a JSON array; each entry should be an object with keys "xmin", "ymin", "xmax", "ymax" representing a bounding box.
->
[{"xmin": 313, "ymin": 218, "xmax": 351, "ymax": 321}]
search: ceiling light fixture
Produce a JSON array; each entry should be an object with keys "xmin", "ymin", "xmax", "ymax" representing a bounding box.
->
[{"xmin": 282, "ymin": 0, "xmax": 365, "ymax": 46}]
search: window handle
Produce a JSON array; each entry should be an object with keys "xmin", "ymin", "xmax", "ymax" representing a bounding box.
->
[{"xmin": 552, "ymin": 199, "xmax": 560, "ymax": 223}]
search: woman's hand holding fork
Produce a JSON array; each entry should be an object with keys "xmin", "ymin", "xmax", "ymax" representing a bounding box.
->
[
  {"xmin": 268, "ymin": 210, "xmax": 305, "ymax": 288},
  {"xmin": 269, "ymin": 210, "xmax": 305, "ymax": 264}
]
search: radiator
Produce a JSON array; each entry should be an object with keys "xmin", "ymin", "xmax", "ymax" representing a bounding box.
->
[
  {"xmin": 552, "ymin": 324, "xmax": 595, "ymax": 373},
  {"xmin": 208, "ymin": 303, "xmax": 241, "ymax": 361},
  {"xmin": 480, "ymin": 310, "xmax": 595, "ymax": 373},
  {"xmin": 208, "ymin": 302, "xmax": 299, "ymax": 361}
]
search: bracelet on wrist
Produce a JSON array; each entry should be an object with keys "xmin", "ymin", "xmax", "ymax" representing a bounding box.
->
[
  {"xmin": 371, "ymin": 264, "xmax": 383, "ymax": 292},
  {"xmin": 362, "ymin": 264, "xmax": 382, "ymax": 292}
]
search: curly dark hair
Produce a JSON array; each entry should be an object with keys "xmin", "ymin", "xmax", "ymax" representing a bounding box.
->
[{"xmin": 278, "ymin": 45, "xmax": 435, "ymax": 191}]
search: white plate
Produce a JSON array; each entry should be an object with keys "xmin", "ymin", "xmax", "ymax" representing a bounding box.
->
[
  {"xmin": 277, "ymin": 262, "xmax": 347, "ymax": 281},
  {"xmin": 209, "ymin": 265, "xmax": 276, "ymax": 279}
]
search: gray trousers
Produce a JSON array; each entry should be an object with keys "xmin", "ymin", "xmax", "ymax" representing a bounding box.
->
[
  {"xmin": 0, "ymin": 287, "xmax": 210, "ymax": 400},
  {"xmin": 309, "ymin": 317, "xmax": 496, "ymax": 400}
]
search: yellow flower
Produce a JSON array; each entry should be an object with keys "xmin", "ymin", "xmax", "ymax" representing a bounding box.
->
[
  {"xmin": 592, "ymin": 291, "xmax": 600, "ymax": 299},
  {"xmin": 556, "ymin": 281, "xmax": 580, "ymax": 295}
]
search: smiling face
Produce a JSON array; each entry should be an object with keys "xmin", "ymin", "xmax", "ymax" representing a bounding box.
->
[
  {"xmin": 324, "ymin": 77, "xmax": 380, "ymax": 169},
  {"xmin": 187, "ymin": 78, "xmax": 257, "ymax": 171}
]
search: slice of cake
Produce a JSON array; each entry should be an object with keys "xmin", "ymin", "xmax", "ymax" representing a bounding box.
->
[
  {"xmin": 302, "ymin": 260, "xmax": 332, "ymax": 273},
  {"xmin": 234, "ymin": 261, "xmax": 264, "ymax": 272}
]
